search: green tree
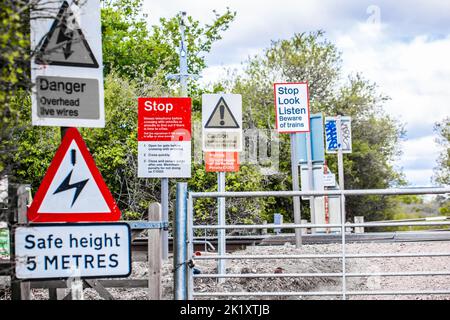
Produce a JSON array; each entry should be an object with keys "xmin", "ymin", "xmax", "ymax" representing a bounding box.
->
[
  {"xmin": 433, "ymin": 117, "xmax": 450, "ymax": 186},
  {"xmin": 219, "ymin": 31, "xmax": 404, "ymax": 222},
  {"xmin": 9, "ymin": 1, "xmax": 237, "ymax": 222},
  {"xmin": 0, "ymin": 0, "xmax": 31, "ymax": 178},
  {"xmin": 101, "ymin": 0, "xmax": 236, "ymax": 91}
]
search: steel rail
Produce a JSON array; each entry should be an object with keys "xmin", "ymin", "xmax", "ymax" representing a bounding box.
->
[
  {"xmin": 192, "ymin": 290, "xmax": 450, "ymax": 297},
  {"xmin": 194, "ymin": 252, "xmax": 450, "ymax": 260},
  {"xmin": 193, "ymin": 271, "xmax": 450, "ymax": 278},
  {"xmin": 190, "ymin": 187, "xmax": 450, "ymax": 199},
  {"xmin": 192, "ymin": 221, "xmax": 450, "ymax": 230}
]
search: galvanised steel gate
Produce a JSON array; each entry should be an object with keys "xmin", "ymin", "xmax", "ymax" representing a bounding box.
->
[{"xmin": 174, "ymin": 184, "xmax": 450, "ymax": 300}]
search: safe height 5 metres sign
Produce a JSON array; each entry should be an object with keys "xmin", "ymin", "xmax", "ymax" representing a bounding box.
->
[{"xmin": 15, "ymin": 223, "xmax": 131, "ymax": 280}]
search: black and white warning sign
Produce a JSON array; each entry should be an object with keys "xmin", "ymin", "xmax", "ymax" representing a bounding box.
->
[
  {"xmin": 202, "ymin": 94, "xmax": 242, "ymax": 152},
  {"xmin": 14, "ymin": 223, "xmax": 131, "ymax": 279},
  {"xmin": 35, "ymin": 1, "xmax": 99, "ymax": 68},
  {"xmin": 204, "ymin": 97, "xmax": 240, "ymax": 129},
  {"xmin": 36, "ymin": 76, "xmax": 99, "ymax": 119},
  {"xmin": 30, "ymin": 0, "xmax": 104, "ymax": 127}
]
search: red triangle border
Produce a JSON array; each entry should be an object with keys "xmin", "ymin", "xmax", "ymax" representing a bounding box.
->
[{"xmin": 27, "ymin": 128, "xmax": 121, "ymax": 222}]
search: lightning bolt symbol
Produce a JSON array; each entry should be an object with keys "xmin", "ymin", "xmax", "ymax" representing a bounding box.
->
[
  {"xmin": 53, "ymin": 169, "xmax": 89, "ymax": 207},
  {"xmin": 56, "ymin": 11, "xmax": 74, "ymax": 59}
]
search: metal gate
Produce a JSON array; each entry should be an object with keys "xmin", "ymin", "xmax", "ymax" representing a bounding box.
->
[{"xmin": 174, "ymin": 184, "xmax": 450, "ymax": 300}]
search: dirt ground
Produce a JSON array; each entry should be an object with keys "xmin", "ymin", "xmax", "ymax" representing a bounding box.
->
[{"xmin": 1, "ymin": 241, "xmax": 450, "ymax": 300}]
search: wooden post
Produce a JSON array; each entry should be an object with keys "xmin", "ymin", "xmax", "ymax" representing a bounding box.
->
[
  {"xmin": 10, "ymin": 185, "xmax": 32, "ymax": 300},
  {"xmin": 148, "ymin": 202, "xmax": 162, "ymax": 300},
  {"xmin": 261, "ymin": 221, "xmax": 267, "ymax": 235},
  {"xmin": 70, "ymin": 279, "xmax": 84, "ymax": 300},
  {"xmin": 301, "ymin": 219, "xmax": 310, "ymax": 235},
  {"xmin": 354, "ymin": 216, "xmax": 364, "ymax": 234},
  {"xmin": 17, "ymin": 185, "xmax": 31, "ymax": 300}
]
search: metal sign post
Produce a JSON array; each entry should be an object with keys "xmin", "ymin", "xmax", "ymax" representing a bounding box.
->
[
  {"xmin": 174, "ymin": 182, "xmax": 188, "ymax": 300},
  {"xmin": 202, "ymin": 93, "xmax": 242, "ymax": 280},
  {"xmin": 305, "ymin": 131, "xmax": 316, "ymax": 230},
  {"xmin": 336, "ymin": 116, "xmax": 347, "ymax": 299},
  {"xmin": 290, "ymin": 133, "xmax": 302, "ymax": 247},
  {"xmin": 165, "ymin": 12, "xmax": 197, "ymax": 260},
  {"xmin": 217, "ymin": 171, "xmax": 226, "ymax": 282},
  {"xmin": 274, "ymin": 83, "xmax": 311, "ymax": 247},
  {"xmin": 336, "ymin": 116, "xmax": 346, "ymax": 215}
]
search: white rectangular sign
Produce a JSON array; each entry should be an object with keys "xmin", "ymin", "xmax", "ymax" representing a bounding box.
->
[
  {"xmin": 323, "ymin": 173, "xmax": 336, "ymax": 187},
  {"xmin": 30, "ymin": 0, "xmax": 104, "ymax": 127},
  {"xmin": 138, "ymin": 141, "xmax": 191, "ymax": 178},
  {"xmin": 325, "ymin": 116, "xmax": 352, "ymax": 153},
  {"xmin": 202, "ymin": 94, "xmax": 242, "ymax": 152},
  {"xmin": 274, "ymin": 82, "xmax": 310, "ymax": 133},
  {"xmin": 15, "ymin": 223, "xmax": 131, "ymax": 279}
]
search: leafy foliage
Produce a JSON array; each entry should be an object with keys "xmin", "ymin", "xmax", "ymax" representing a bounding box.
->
[
  {"xmin": 0, "ymin": 0, "xmax": 30, "ymax": 177},
  {"xmin": 101, "ymin": 0, "xmax": 235, "ymax": 91},
  {"xmin": 219, "ymin": 32, "xmax": 405, "ymax": 222},
  {"xmin": 3, "ymin": 1, "xmax": 410, "ymax": 227},
  {"xmin": 433, "ymin": 117, "xmax": 450, "ymax": 186}
]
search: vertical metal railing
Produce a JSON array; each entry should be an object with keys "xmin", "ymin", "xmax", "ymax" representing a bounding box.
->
[
  {"xmin": 187, "ymin": 192, "xmax": 194, "ymax": 300},
  {"xmin": 176, "ymin": 186, "xmax": 450, "ymax": 300},
  {"xmin": 340, "ymin": 190, "xmax": 347, "ymax": 299},
  {"xmin": 174, "ymin": 182, "xmax": 188, "ymax": 300}
]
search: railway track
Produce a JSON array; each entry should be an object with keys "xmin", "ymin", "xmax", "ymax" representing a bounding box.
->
[
  {"xmin": 2, "ymin": 231, "xmax": 449, "ymax": 270},
  {"xmin": 131, "ymin": 230, "xmax": 450, "ymax": 254}
]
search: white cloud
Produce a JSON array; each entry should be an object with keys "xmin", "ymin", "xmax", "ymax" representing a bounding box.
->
[
  {"xmin": 335, "ymin": 22, "xmax": 450, "ymax": 185},
  {"xmin": 398, "ymin": 135, "xmax": 440, "ymax": 186},
  {"xmin": 143, "ymin": 1, "xmax": 450, "ymax": 186}
]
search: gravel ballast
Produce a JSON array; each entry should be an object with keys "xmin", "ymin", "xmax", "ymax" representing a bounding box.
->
[{"xmin": 1, "ymin": 241, "xmax": 449, "ymax": 300}]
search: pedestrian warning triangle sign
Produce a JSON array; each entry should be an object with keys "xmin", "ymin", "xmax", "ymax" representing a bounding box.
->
[
  {"xmin": 27, "ymin": 128, "xmax": 121, "ymax": 223},
  {"xmin": 205, "ymin": 97, "xmax": 240, "ymax": 129},
  {"xmin": 35, "ymin": 1, "xmax": 99, "ymax": 68}
]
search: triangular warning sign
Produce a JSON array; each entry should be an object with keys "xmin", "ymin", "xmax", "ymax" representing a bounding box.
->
[
  {"xmin": 205, "ymin": 97, "xmax": 240, "ymax": 129},
  {"xmin": 27, "ymin": 128, "xmax": 121, "ymax": 223},
  {"xmin": 35, "ymin": 1, "xmax": 99, "ymax": 68}
]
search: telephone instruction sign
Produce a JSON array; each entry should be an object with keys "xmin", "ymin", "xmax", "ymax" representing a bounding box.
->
[{"xmin": 138, "ymin": 97, "xmax": 191, "ymax": 178}]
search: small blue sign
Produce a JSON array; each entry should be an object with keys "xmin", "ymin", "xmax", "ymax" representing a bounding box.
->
[
  {"xmin": 296, "ymin": 113, "xmax": 325, "ymax": 164},
  {"xmin": 325, "ymin": 116, "xmax": 352, "ymax": 153},
  {"xmin": 273, "ymin": 213, "xmax": 283, "ymax": 234},
  {"xmin": 325, "ymin": 118, "xmax": 339, "ymax": 151}
]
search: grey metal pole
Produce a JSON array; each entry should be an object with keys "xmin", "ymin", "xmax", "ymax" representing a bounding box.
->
[
  {"xmin": 179, "ymin": 11, "xmax": 188, "ymax": 97},
  {"xmin": 161, "ymin": 12, "xmax": 189, "ymax": 261},
  {"xmin": 305, "ymin": 131, "xmax": 316, "ymax": 232},
  {"xmin": 336, "ymin": 116, "xmax": 347, "ymax": 300},
  {"xmin": 336, "ymin": 116, "xmax": 345, "ymax": 215},
  {"xmin": 217, "ymin": 171, "xmax": 226, "ymax": 282},
  {"xmin": 187, "ymin": 193, "xmax": 194, "ymax": 299},
  {"xmin": 161, "ymin": 179, "xmax": 169, "ymax": 260},
  {"xmin": 340, "ymin": 188, "xmax": 347, "ymax": 300},
  {"xmin": 174, "ymin": 182, "xmax": 188, "ymax": 300},
  {"xmin": 290, "ymin": 133, "xmax": 302, "ymax": 247}
]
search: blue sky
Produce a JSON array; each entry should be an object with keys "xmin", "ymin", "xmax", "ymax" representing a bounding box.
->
[{"xmin": 143, "ymin": 1, "xmax": 450, "ymax": 186}]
